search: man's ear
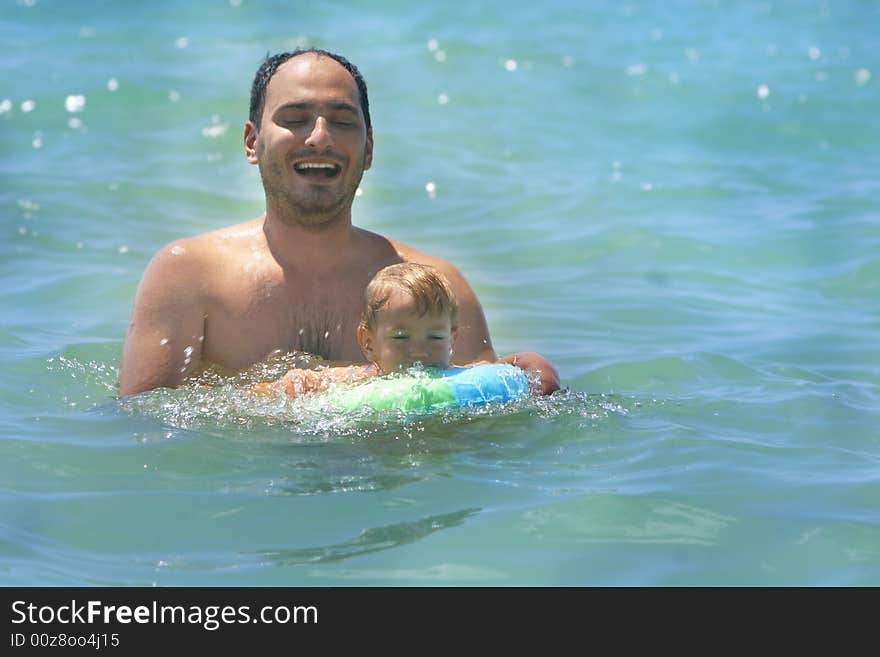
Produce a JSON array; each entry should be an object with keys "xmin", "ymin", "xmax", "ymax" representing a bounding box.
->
[
  {"xmin": 357, "ymin": 324, "xmax": 374, "ymax": 360},
  {"xmin": 363, "ymin": 128, "xmax": 373, "ymax": 171},
  {"xmin": 244, "ymin": 121, "xmax": 259, "ymax": 164}
]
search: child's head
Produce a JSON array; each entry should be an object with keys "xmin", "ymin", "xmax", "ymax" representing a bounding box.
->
[{"xmin": 357, "ymin": 263, "xmax": 459, "ymax": 372}]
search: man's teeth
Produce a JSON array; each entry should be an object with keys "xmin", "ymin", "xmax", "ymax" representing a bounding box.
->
[{"xmin": 295, "ymin": 163, "xmax": 337, "ymax": 171}]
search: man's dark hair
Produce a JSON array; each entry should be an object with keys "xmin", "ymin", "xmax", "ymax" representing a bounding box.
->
[{"xmin": 249, "ymin": 49, "xmax": 371, "ymax": 132}]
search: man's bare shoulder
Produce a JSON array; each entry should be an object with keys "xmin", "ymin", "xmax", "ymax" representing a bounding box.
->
[
  {"xmin": 171, "ymin": 218, "xmax": 265, "ymax": 257},
  {"xmin": 384, "ymin": 236, "xmax": 466, "ymax": 280},
  {"xmin": 146, "ymin": 218, "xmax": 266, "ymax": 276}
]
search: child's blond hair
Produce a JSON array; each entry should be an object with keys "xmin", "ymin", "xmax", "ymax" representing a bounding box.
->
[{"xmin": 361, "ymin": 263, "xmax": 458, "ymax": 332}]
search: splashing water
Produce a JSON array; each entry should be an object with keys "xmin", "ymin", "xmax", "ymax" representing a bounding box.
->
[{"xmin": 47, "ymin": 352, "xmax": 631, "ymax": 442}]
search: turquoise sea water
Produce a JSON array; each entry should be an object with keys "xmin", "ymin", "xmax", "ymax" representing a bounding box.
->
[{"xmin": 2, "ymin": 0, "xmax": 878, "ymax": 585}]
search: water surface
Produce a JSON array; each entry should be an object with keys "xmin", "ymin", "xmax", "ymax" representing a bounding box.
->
[{"xmin": 2, "ymin": 0, "xmax": 879, "ymax": 585}]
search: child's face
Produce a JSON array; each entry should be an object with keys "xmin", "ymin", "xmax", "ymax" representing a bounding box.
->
[{"xmin": 358, "ymin": 289, "xmax": 457, "ymax": 372}]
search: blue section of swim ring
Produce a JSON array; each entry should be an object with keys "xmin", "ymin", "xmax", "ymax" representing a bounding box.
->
[{"xmin": 438, "ymin": 363, "xmax": 531, "ymax": 406}]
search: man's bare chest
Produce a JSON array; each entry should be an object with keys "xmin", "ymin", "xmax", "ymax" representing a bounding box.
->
[{"xmin": 201, "ymin": 271, "xmax": 369, "ymax": 367}]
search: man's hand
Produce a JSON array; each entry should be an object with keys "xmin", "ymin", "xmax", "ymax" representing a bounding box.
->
[{"xmin": 500, "ymin": 352, "xmax": 560, "ymax": 396}]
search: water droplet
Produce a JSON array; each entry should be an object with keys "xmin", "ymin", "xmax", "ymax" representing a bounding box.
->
[
  {"xmin": 425, "ymin": 182, "xmax": 437, "ymax": 199},
  {"xmin": 640, "ymin": 182, "xmax": 654, "ymax": 192},
  {"xmin": 626, "ymin": 63, "xmax": 647, "ymax": 76},
  {"xmin": 0, "ymin": 99, "xmax": 11, "ymax": 114},
  {"xmin": 107, "ymin": 78, "xmax": 119, "ymax": 91},
  {"xmin": 808, "ymin": 46, "xmax": 821, "ymax": 60},
  {"xmin": 67, "ymin": 117, "xmax": 84, "ymax": 129},
  {"xmin": 427, "ymin": 38, "xmax": 439, "ymax": 51},
  {"xmin": 64, "ymin": 95, "xmax": 86, "ymax": 112},
  {"xmin": 184, "ymin": 346, "xmax": 194, "ymax": 357},
  {"xmin": 562, "ymin": 55, "xmax": 574, "ymax": 67},
  {"xmin": 504, "ymin": 59, "xmax": 518, "ymax": 72},
  {"xmin": 855, "ymin": 68, "xmax": 871, "ymax": 86},
  {"xmin": 202, "ymin": 123, "xmax": 228, "ymax": 138},
  {"xmin": 434, "ymin": 50, "xmax": 446, "ymax": 63},
  {"xmin": 437, "ymin": 93, "xmax": 449, "ymax": 105},
  {"xmin": 32, "ymin": 132, "xmax": 42, "ymax": 149},
  {"xmin": 168, "ymin": 90, "xmax": 180, "ymax": 103},
  {"xmin": 757, "ymin": 84, "xmax": 770, "ymax": 99},
  {"xmin": 175, "ymin": 37, "xmax": 189, "ymax": 49},
  {"xmin": 160, "ymin": 338, "xmax": 169, "ymax": 345},
  {"xmin": 170, "ymin": 245, "xmax": 185, "ymax": 255},
  {"xmin": 118, "ymin": 245, "xmax": 129, "ymax": 254},
  {"xmin": 21, "ymin": 99, "xmax": 35, "ymax": 113},
  {"xmin": 355, "ymin": 187, "xmax": 363, "ymax": 196}
]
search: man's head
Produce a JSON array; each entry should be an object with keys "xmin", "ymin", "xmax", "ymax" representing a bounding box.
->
[
  {"xmin": 249, "ymin": 49, "xmax": 371, "ymax": 133},
  {"xmin": 358, "ymin": 263, "xmax": 459, "ymax": 372},
  {"xmin": 244, "ymin": 49, "xmax": 373, "ymax": 228}
]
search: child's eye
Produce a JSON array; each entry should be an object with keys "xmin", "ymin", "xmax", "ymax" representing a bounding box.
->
[{"xmin": 391, "ymin": 335, "xmax": 409, "ymax": 340}]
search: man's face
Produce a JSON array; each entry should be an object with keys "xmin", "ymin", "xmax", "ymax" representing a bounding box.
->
[
  {"xmin": 247, "ymin": 53, "xmax": 373, "ymax": 227},
  {"xmin": 358, "ymin": 289, "xmax": 457, "ymax": 373}
]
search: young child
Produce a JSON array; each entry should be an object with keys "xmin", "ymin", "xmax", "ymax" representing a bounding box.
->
[{"xmin": 257, "ymin": 262, "xmax": 462, "ymax": 399}]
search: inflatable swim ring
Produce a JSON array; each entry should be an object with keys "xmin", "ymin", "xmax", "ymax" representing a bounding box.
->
[{"xmin": 327, "ymin": 363, "xmax": 531, "ymax": 412}]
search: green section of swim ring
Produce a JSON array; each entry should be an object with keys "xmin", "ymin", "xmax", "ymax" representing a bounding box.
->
[{"xmin": 327, "ymin": 373, "xmax": 457, "ymax": 412}]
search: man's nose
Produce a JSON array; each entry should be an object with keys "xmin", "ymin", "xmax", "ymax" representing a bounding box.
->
[{"xmin": 304, "ymin": 116, "xmax": 333, "ymax": 150}]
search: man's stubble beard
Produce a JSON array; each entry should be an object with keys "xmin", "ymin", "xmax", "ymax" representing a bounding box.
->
[{"xmin": 258, "ymin": 154, "xmax": 366, "ymax": 231}]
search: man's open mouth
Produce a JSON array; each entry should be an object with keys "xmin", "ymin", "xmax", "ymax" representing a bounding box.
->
[{"xmin": 293, "ymin": 162, "xmax": 341, "ymax": 179}]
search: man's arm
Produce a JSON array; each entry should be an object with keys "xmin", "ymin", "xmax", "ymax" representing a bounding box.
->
[
  {"xmin": 118, "ymin": 241, "xmax": 208, "ymax": 397},
  {"xmin": 434, "ymin": 262, "xmax": 498, "ymax": 365},
  {"xmin": 424, "ymin": 259, "xmax": 560, "ymax": 395},
  {"xmin": 500, "ymin": 352, "xmax": 560, "ymax": 396}
]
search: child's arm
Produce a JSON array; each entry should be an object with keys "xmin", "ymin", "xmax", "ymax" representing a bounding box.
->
[{"xmin": 253, "ymin": 364, "xmax": 380, "ymax": 399}]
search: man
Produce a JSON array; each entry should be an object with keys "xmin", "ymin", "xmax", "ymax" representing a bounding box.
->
[{"xmin": 118, "ymin": 49, "xmax": 559, "ymax": 397}]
